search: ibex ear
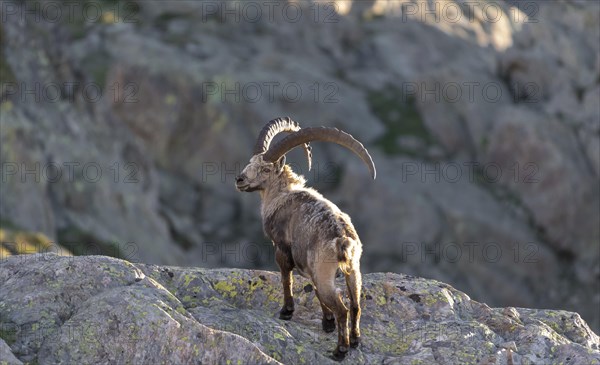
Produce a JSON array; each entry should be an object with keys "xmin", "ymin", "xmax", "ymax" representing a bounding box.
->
[{"xmin": 275, "ymin": 155, "xmax": 286, "ymax": 173}]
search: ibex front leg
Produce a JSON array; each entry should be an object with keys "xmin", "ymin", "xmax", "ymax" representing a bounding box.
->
[{"xmin": 275, "ymin": 246, "xmax": 295, "ymax": 320}]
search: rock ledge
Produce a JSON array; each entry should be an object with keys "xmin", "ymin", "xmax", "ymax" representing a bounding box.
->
[{"xmin": 1, "ymin": 254, "xmax": 598, "ymax": 364}]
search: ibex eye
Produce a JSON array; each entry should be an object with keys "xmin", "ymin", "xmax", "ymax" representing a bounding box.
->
[{"xmin": 262, "ymin": 167, "xmax": 272, "ymax": 173}]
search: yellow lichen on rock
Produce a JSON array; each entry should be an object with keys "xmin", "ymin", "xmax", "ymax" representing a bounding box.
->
[{"xmin": 0, "ymin": 227, "xmax": 72, "ymax": 258}]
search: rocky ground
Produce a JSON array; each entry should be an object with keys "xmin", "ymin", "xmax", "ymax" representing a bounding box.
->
[
  {"xmin": 1, "ymin": 0, "xmax": 598, "ymax": 333},
  {"xmin": 0, "ymin": 254, "xmax": 599, "ymax": 364}
]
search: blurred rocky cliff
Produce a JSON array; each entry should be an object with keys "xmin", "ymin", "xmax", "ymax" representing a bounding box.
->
[{"xmin": 0, "ymin": 0, "xmax": 598, "ymax": 332}]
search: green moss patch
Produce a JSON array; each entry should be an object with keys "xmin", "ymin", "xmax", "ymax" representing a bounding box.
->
[
  {"xmin": 0, "ymin": 326, "xmax": 17, "ymax": 346},
  {"xmin": 80, "ymin": 49, "xmax": 111, "ymax": 90},
  {"xmin": 0, "ymin": 54, "xmax": 16, "ymax": 86},
  {"xmin": 57, "ymin": 225, "xmax": 125, "ymax": 258},
  {"xmin": 368, "ymin": 88, "xmax": 434, "ymax": 156}
]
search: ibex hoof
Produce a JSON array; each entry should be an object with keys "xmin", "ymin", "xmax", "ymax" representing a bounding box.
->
[
  {"xmin": 279, "ymin": 307, "xmax": 294, "ymax": 320},
  {"xmin": 332, "ymin": 346, "xmax": 348, "ymax": 361},
  {"xmin": 322, "ymin": 317, "xmax": 336, "ymax": 333},
  {"xmin": 350, "ymin": 336, "xmax": 361, "ymax": 348}
]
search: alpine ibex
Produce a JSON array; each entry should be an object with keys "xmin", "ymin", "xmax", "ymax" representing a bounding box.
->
[{"xmin": 235, "ymin": 117, "xmax": 376, "ymax": 360}]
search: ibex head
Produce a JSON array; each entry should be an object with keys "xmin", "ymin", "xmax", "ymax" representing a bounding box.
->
[
  {"xmin": 235, "ymin": 117, "xmax": 376, "ymax": 192},
  {"xmin": 235, "ymin": 154, "xmax": 285, "ymax": 192}
]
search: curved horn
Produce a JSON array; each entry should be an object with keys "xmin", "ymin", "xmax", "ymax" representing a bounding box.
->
[
  {"xmin": 264, "ymin": 127, "xmax": 376, "ymax": 179},
  {"xmin": 253, "ymin": 117, "xmax": 312, "ymax": 171}
]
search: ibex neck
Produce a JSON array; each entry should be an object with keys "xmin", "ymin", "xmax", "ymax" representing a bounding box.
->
[
  {"xmin": 259, "ymin": 166, "xmax": 306, "ymax": 208},
  {"xmin": 259, "ymin": 179, "xmax": 291, "ymax": 203}
]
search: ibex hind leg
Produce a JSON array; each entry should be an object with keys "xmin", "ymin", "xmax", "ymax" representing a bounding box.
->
[
  {"xmin": 345, "ymin": 266, "xmax": 362, "ymax": 348},
  {"xmin": 275, "ymin": 246, "xmax": 295, "ymax": 320},
  {"xmin": 315, "ymin": 289, "xmax": 336, "ymax": 333},
  {"xmin": 314, "ymin": 261, "xmax": 349, "ymax": 361}
]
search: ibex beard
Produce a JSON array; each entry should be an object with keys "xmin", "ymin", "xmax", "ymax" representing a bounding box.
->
[{"xmin": 236, "ymin": 117, "xmax": 376, "ymax": 360}]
